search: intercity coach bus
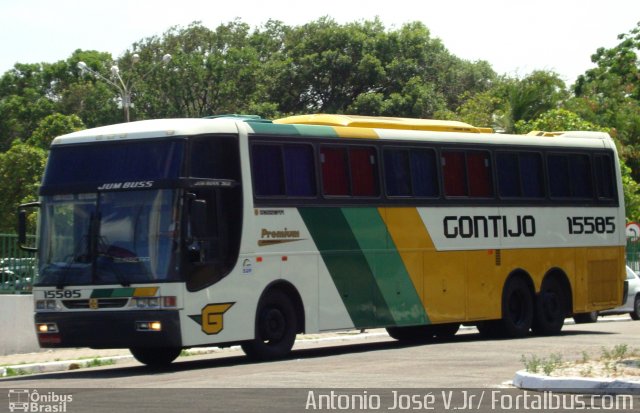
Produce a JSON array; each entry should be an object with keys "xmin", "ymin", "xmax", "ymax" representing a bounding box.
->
[{"xmin": 19, "ymin": 114, "xmax": 626, "ymax": 366}]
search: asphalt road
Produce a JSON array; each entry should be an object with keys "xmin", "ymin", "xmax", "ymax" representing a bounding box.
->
[{"xmin": 1, "ymin": 317, "xmax": 639, "ymax": 412}]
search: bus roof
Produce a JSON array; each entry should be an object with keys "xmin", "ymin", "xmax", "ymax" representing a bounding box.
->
[
  {"xmin": 51, "ymin": 118, "xmax": 240, "ymax": 145},
  {"xmin": 274, "ymin": 114, "xmax": 493, "ymax": 133},
  {"xmin": 50, "ymin": 115, "xmax": 613, "ymax": 149}
]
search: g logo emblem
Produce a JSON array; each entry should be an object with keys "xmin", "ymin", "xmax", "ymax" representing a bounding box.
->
[{"xmin": 201, "ymin": 303, "xmax": 234, "ymax": 334}]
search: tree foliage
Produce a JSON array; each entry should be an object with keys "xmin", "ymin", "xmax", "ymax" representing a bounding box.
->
[{"xmin": 0, "ymin": 141, "xmax": 46, "ymax": 232}]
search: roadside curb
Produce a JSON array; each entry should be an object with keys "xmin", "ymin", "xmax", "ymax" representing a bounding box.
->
[
  {"xmin": 512, "ymin": 370, "xmax": 640, "ymax": 394},
  {"xmin": 1, "ymin": 355, "xmax": 133, "ymax": 377}
]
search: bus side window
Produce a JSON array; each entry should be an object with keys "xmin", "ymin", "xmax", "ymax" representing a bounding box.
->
[
  {"xmin": 466, "ymin": 151, "xmax": 493, "ymax": 198},
  {"xmin": 321, "ymin": 147, "xmax": 349, "ymax": 196},
  {"xmin": 548, "ymin": 153, "xmax": 593, "ymax": 199},
  {"xmin": 384, "ymin": 149, "xmax": 412, "ymax": 196},
  {"xmin": 497, "ymin": 152, "xmax": 544, "ymax": 198},
  {"xmin": 283, "ymin": 144, "xmax": 316, "ymax": 197},
  {"xmin": 411, "ymin": 149, "xmax": 439, "ymax": 197},
  {"xmin": 252, "ymin": 144, "xmax": 285, "ymax": 196},
  {"xmin": 349, "ymin": 147, "xmax": 379, "ymax": 197},
  {"xmin": 594, "ymin": 154, "xmax": 615, "ymax": 200},
  {"xmin": 442, "ymin": 151, "xmax": 467, "ymax": 197},
  {"xmin": 384, "ymin": 148, "xmax": 438, "ymax": 198}
]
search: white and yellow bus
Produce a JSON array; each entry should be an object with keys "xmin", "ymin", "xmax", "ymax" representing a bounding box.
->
[{"xmin": 20, "ymin": 114, "xmax": 626, "ymax": 366}]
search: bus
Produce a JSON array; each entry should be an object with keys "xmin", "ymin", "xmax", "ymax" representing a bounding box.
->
[{"xmin": 19, "ymin": 114, "xmax": 626, "ymax": 366}]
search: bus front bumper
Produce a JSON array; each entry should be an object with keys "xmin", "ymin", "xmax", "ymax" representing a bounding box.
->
[{"xmin": 34, "ymin": 310, "xmax": 182, "ymax": 349}]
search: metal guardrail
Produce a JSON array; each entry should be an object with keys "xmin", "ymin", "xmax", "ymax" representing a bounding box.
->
[
  {"xmin": 0, "ymin": 234, "xmax": 36, "ymax": 294},
  {"xmin": 626, "ymin": 237, "xmax": 640, "ymax": 273}
]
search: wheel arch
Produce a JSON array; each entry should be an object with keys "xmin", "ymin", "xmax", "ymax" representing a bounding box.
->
[
  {"xmin": 504, "ymin": 268, "xmax": 535, "ymax": 299},
  {"xmin": 259, "ymin": 280, "xmax": 306, "ymax": 334}
]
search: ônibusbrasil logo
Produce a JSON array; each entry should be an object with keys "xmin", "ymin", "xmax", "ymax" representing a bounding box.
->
[{"xmin": 8, "ymin": 389, "xmax": 72, "ymax": 412}]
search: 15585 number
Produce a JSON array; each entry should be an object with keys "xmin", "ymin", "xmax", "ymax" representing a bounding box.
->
[
  {"xmin": 566, "ymin": 216, "xmax": 616, "ymax": 235},
  {"xmin": 43, "ymin": 290, "xmax": 81, "ymax": 299}
]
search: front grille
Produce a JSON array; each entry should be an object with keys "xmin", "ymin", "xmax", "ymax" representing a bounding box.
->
[{"xmin": 62, "ymin": 299, "xmax": 128, "ymax": 309}]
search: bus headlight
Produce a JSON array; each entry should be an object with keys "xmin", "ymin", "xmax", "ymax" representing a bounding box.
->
[
  {"xmin": 136, "ymin": 321, "xmax": 162, "ymax": 331},
  {"xmin": 36, "ymin": 323, "xmax": 58, "ymax": 333}
]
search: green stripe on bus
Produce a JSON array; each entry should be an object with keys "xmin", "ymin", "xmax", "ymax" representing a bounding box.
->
[
  {"xmin": 247, "ymin": 122, "xmax": 339, "ymax": 138},
  {"xmin": 247, "ymin": 122, "xmax": 301, "ymax": 135},
  {"xmin": 299, "ymin": 207, "xmax": 393, "ymax": 328},
  {"xmin": 291, "ymin": 125, "xmax": 339, "ymax": 138},
  {"xmin": 341, "ymin": 208, "xmax": 429, "ymax": 326}
]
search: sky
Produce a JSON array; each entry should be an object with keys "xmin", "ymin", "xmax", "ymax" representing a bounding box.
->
[{"xmin": 1, "ymin": 0, "xmax": 639, "ymax": 85}]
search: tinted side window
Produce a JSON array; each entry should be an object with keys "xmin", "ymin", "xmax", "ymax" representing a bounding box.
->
[
  {"xmin": 191, "ymin": 137, "xmax": 241, "ymax": 180},
  {"xmin": 251, "ymin": 144, "xmax": 284, "ymax": 196},
  {"xmin": 594, "ymin": 154, "xmax": 615, "ymax": 200},
  {"xmin": 321, "ymin": 147, "xmax": 349, "ymax": 196},
  {"xmin": 283, "ymin": 145, "xmax": 316, "ymax": 197},
  {"xmin": 350, "ymin": 147, "xmax": 379, "ymax": 197},
  {"xmin": 442, "ymin": 151, "xmax": 467, "ymax": 196},
  {"xmin": 467, "ymin": 151, "xmax": 493, "ymax": 197},
  {"xmin": 411, "ymin": 150, "xmax": 439, "ymax": 197},
  {"xmin": 384, "ymin": 149, "xmax": 411, "ymax": 196},
  {"xmin": 442, "ymin": 150, "xmax": 492, "ymax": 198},
  {"xmin": 497, "ymin": 152, "xmax": 544, "ymax": 198},
  {"xmin": 251, "ymin": 143, "xmax": 317, "ymax": 197},
  {"xmin": 548, "ymin": 154, "xmax": 593, "ymax": 199}
]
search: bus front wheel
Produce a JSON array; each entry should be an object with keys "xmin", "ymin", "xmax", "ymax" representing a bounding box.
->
[
  {"xmin": 241, "ymin": 290, "xmax": 297, "ymax": 361},
  {"xmin": 130, "ymin": 347, "xmax": 181, "ymax": 367}
]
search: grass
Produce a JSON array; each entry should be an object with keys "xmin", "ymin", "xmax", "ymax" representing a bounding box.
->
[{"xmin": 522, "ymin": 344, "xmax": 640, "ymax": 379}]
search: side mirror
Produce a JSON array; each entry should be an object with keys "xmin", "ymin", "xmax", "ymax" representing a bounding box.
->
[
  {"xmin": 18, "ymin": 202, "xmax": 40, "ymax": 252},
  {"xmin": 189, "ymin": 199, "xmax": 208, "ymax": 239}
]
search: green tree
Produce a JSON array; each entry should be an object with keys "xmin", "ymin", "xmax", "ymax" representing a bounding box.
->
[
  {"xmin": 513, "ymin": 108, "xmax": 604, "ymax": 134},
  {"xmin": 571, "ymin": 22, "xmax": 640, "ymax": 181},
  {"xmin": 0, "ymin": 141, "xmax": 46, "ymax": 232},
  {"xmin": 27, "ymin": 113, "xmax": 85, "ymax": 150}
]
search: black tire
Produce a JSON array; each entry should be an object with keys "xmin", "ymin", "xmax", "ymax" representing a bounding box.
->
[
  {"xmin": 476, "ymin": 320, "xmax": 503, "ymax": 338},
  {"xmin": 500, "ymin": 276, "xmax": 534, "ymax": 338},
  {"xmin": 630, "ymin": 296, "xmax": 640, "ymax": 320},
  {"xmin": 129, "ymin": 347, "xmax": 181, "ymax": 367},
  {"xmin": 532, "ymin": 277, "xmax": 567, "ymax": 335},
  {"xmin": 241, "ymin": 290, "xmax": 297, "ymax": 361},
  {"xmin": 573, "ymin": 311, "xmax": 598, "ymax": 324},
  {"xmin": 386, "ymin": 325, "xmax": 436, "ymax": 342},
  {"xmin": 431, "ymin": 323, "xmax": 460, "ymax": 339}
]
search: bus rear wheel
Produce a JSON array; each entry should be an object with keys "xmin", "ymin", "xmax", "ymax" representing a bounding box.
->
[
  {"xmin": 499, "ymin": 276, "xmax": 534, "ymax": 338},
  {"xmin": 532, "ymin": 277, "xmax": 566, "ymax": 335},
  {"xmin": 129, "ymin": 347, "xmax": 182, "ymax": 367},
  {"xmin": 241, "ymin": 290, "xmax": 297, "ymax": 361}
]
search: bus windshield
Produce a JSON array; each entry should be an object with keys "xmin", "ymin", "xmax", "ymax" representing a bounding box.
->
[{"xmin": 36, "ymin": 189, "xmax": 181, "ymax": 286}]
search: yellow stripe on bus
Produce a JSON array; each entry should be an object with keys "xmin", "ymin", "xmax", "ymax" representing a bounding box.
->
[{"xmin": 332, "ymin": 126, "xmax": 380, "ymax": 139}]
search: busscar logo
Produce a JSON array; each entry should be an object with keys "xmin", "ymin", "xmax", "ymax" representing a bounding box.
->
[
  {"xmin": 96, "ymin": 181, "xmax": 154, "ymax": 191},
  {"xmin": 7, "ymin": 389, "xmax": 73, "ymax": 412}
]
